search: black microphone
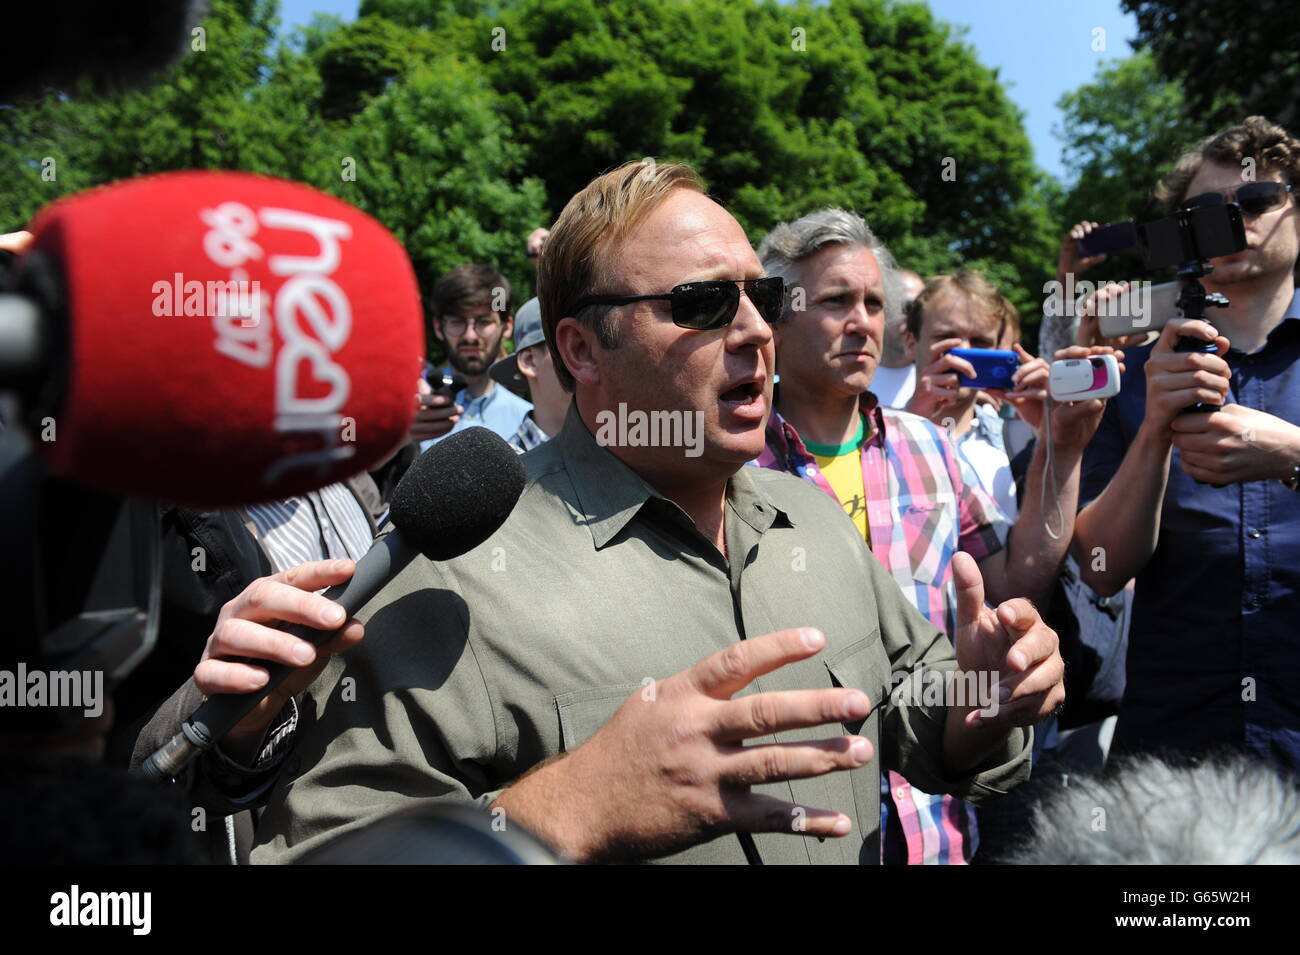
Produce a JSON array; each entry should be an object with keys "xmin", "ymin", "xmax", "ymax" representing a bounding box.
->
[{"xmin": 138, "ymin": 428, "xmax": 527, "ymax": 781}]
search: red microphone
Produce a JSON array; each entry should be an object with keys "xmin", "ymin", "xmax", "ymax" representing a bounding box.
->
[{"xmin": 5, "ymin": 171, "xmax": 422, "ymax": 505}]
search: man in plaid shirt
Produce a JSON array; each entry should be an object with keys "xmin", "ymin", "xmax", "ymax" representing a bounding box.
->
[{"xmin": 755, "ymin": 210, "xmax": 1107, "ymax": 863}]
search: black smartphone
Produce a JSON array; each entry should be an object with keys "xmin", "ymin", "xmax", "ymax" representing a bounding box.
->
[
  {"xmin": 1077, "ymin": 220, "xmax": 1139, "ymax": 258},
  {"xmin": 1139, "ymin": 204, "xmax": 1246, "ymax": 269},
  {"xmin": 425, "ymin": 368, "xmax": 468, "ymax": 395}
]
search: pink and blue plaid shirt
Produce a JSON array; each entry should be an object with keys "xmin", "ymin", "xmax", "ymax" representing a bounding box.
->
[{"xmin": 755, "ymin": 391, "xmax": 1010, "ymax": 864}]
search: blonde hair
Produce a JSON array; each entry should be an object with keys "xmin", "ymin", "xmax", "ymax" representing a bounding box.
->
[
  {"xmin": 907, "ymin": 270, "xmax": 1017, "ymax": 346},
  {"xmin": 536, "ymin": 159, "xmax": 707, "ymax": 391}
]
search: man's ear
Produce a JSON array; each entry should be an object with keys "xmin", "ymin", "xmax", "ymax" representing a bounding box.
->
[
  {"xmin": 431, "ymin": 318, "xmax": 446, "ymax": 344},
  {"xmin": 904, "ymin": 330, "xmax": 917, "ymax": 363},
  {"xmin": 515, "ymin": 343, "xmax": 538, "ymax": 381},
  {"xmin": 554, "ymin": 317, "xmax": 600, "ymax": 387},
  {"xmin": 501, "ymin": 314, "xmax": 514, "ymax": 341}
]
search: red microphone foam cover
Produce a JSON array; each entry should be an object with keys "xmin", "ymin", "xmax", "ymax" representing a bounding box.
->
[{"xmin": 26, "ymin": 171, "xmax": 422, "ymax": 505}]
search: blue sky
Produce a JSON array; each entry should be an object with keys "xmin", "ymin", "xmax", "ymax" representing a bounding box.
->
[{"xmin": 276, "ymin": 0, "xmax": 1138, "ymax": 183}]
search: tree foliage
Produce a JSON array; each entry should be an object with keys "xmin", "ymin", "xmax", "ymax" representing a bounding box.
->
[
  {"xmin": 1123, "ymin": 0, "xmax": 1300, "ymax": 132},
  {"xmin": 3, "ymin": 0, "xmax": 1063, "ymax": 347}
]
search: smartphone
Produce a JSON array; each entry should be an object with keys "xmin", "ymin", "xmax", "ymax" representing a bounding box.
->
[
  {"xmin": 424, "ymin": 368, "xmax": 468, "ymax": 395},
  {"xmin": 1095, "ymin": 281, "xmax": 1182, "ymax": 339},
  {"xmin": 1049, "ymin": 354, "xmax": 1121, "ymax": 402},
  {"xmin": 949, "ymin": 348, "xmax": 1020, "ymax": 390},
  {"xmin": 1138, "ymin": 203, "xmax": 1246, "ymax": 269},
  {"xmin": 1076, "ymin": 220, "xmax": 1139, "ymax": 258}
]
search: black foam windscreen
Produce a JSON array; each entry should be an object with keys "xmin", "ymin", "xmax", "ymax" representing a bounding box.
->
[
  {"xmin": 388, "ymin": 428, "xmax": 527, "ymax": 562},
  {"xmin": 1, "ymin": 1, "xmax": 204, "ymax": 100}
]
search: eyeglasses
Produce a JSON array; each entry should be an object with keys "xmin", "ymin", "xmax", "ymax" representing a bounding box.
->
[
  {"xmin": 1186, "ymin": 180, "xmax": 1294, "ymax": 217},
  {"xmin": 572, "ymin": 277, "xmax": 785, "ymax": 330},
  {"xmin": 442, "ymin": 315, "xmax": 504, "ymax": 335}
]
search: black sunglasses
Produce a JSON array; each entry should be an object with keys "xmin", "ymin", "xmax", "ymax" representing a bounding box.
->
[
  {"xmin": 1187, "ymin": 180, "xmax": 1294, "ymax": 217},
  {"xmin": 572, "ymin": 276, "xmax": 786, "ymax": 330}
]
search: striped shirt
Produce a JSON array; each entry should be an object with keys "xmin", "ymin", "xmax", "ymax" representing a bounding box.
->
[
  {"xmin": 756, "ymin": 391, "xmax": 1010, "ymax": 865},
  {"xmin": 244, "ymin": 483, "xmax": 376, "ymax": 575}
]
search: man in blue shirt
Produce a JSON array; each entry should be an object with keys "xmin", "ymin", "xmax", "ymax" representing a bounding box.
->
[
  {"xmin": 421, "ymin": 263, "xmax": 532, "ymax": 451},
  {"xmin": 1075, "ymin": 116, "xmax": 1300, "ymax": 770}
]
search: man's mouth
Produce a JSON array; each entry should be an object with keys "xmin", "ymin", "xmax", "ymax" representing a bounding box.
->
[{"xmin": 719, "ymin": 378, "xmax": 763, "ymax": 405}]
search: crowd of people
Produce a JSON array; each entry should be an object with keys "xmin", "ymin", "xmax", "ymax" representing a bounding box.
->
[{"xmin": 7, "ymin": 114, "xmax": 1300, "ymax": 866}]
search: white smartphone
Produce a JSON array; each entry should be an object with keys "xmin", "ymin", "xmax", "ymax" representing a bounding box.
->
[
  {"xmin": 1050, "ymin": 354, "xmax": 1121, "ymax": 402},
  {"xmin": 1095, "ymin": 281, "xmax": 1181, "ymax": 339}
]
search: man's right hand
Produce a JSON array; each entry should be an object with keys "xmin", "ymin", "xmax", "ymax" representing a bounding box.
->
[
  {"xmin": 905, "ymin": 337, "xmax": 976, "ymax": 421},
  {"xmin": 1141, "ymin": 318, "xmax": 1232, "ymax": 438},
  {"xmin": 1057, "ymin": 220, "xmax": 1108, "ymax": 282},
  {"xmin": 492, "ymin": 627, "xmax": 873, "ymax": 863},
  {"xmin": 198, "ymin": 559, "xmax": 364, "ymax": 757},
  {"xmin": 409, "ymin": 376, "xmax": 462, "ymax": 444}
]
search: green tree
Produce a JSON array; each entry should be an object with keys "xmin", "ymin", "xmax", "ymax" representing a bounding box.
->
[
  {"xmin": 1122, "ymin": 0, "xmax": 1300, "ymax": 131},
  {"xmin": 423, "ymin": 0, "xmax": 1059, "ymax": 318},
  {"xmin": 1055, "ymin": 51, "xmax": 1197, "ymax": 228},
  {"xmin": 0, "ymin": 0, "xmax": 547, "ymax": 363}
]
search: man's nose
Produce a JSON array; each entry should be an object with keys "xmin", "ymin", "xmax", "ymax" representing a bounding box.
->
[
  {"xmin": 726, "ymin": 291, "xmax": 773, "ymax": 351},
  {"xmin": 843, "ymin": 299, "xmax": 872, "ymax": 336}
]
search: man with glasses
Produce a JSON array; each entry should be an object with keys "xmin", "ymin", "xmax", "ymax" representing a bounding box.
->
[
  {"xmin": 1074, "ymin": 116, "xmax": 1300, "ymax": 771},
  {"xmin": 253, "ymin": 160, "xmax": 1062, "ymax": 864},
  {"xmin": 420, "ymin": 263, "xmax": 532, "ymax": 450}
]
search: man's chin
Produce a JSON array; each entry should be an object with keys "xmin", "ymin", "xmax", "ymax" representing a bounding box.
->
[{"xmin": 448, "ymin": 354, "xmax": 490, "ymax": 376}]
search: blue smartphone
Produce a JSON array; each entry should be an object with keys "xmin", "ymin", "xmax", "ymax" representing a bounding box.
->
[{"xmin": 949, "ymin": 348, "xmax": 1019, "ymax": 389}]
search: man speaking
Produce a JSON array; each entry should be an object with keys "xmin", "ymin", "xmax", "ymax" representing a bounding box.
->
[{"xmin": 252, "ymin": 161, "xmax": 1063, "ymax": 864}]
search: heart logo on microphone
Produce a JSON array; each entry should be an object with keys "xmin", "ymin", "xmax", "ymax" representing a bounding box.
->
[{"xmin": 277, "ymin": 339, "xmax": 351, "ymax": 417}]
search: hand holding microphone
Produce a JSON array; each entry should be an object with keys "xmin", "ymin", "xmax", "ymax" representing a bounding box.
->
[
  {"xmin": 196, "ymin": 558, "xmax": 364, "ymax": 760},
  {"xmin": 138, "ymin": 427, "xmax": 527, "ymax": 780}
]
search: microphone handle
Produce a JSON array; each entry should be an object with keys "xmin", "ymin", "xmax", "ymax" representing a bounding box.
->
[{"xmin": 138, "ymin": 528, "xmax": 416, "ymax": 780}]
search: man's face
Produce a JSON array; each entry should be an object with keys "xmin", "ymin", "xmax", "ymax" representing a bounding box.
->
[
  {"xmin": 774, "ymin": 244, "xmax": 886, "ymax": 399},
  {"xmin": 517, "ymin": 341, "xmax": 567, "ymax": 418},
  {"xmin": 884, "ymin": 270, "xmax": 925, "ymax": 360},
  {"xmin": 906, "ymin": 291, "xmax": 1001, "ymax": 402},
  {"xmin": 1182, "ymin": 161, "xmax": 1299, "ymax": 287},
  {"xmin": 586, "ymin": 188, "xmax": 774, "ymax": 472},
  {"xmin": 434, "ymin": 305, "xmax": 513, "ymax": 377}
]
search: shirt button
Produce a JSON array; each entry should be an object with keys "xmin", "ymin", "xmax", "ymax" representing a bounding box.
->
[
  {"xmin": 1246, "ymin": 594, "xmax": 1263, "ymax": 609},
  {"xmin": 1248, "ymin": 528, "xmax": 1262, "ymax": 539}
]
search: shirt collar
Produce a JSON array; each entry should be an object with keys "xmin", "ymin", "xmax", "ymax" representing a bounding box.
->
[
  {"xmin": 557, "ymin": 402, "xmax": 792, "ymax": 549},
  {"xmin": 457, "ymin": 379, "xmax": 498, "ymax": 408},
  {"xmin": 765, "ymin": 389, "xmax": 888, "ymax": 463}
]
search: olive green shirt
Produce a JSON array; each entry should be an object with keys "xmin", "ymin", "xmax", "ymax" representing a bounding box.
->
[{"xmin": 252, "ymin": 406, "xmax": 1031, "ymax": 864}]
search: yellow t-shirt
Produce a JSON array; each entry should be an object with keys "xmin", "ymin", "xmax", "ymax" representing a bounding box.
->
[{"xmin": 806, "ymin": 416, "xmax": 870, "ymax": 544}]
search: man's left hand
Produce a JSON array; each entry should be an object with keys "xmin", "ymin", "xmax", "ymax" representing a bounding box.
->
[
  {"xmin": 1170, "ymin": 403, "xmax": 1300, "ymax": 485},
  {"xmin": 951, "ymin": 552, "xmax": 1064, "ymax": 733}
]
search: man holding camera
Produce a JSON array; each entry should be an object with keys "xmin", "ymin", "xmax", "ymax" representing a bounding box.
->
[{"xmin": 1075, "ymin": 116, "xmax": 1300, "ymax": 770}]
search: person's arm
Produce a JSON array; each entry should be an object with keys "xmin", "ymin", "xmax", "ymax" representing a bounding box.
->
[
  {"xmin": 942, "ymin": 553, "xmax": 1063, "ymax": 774},
  {"xmin": 982, "ymin": 346, "xmax": 1124, "ymax": 608},
  {"xmin": 1074, "ymin": 318, "xmax": 1231, "ymax": 596},
  {"xmin": 129, "ymin": 560, "xmax": 363, "ymax": 809}
]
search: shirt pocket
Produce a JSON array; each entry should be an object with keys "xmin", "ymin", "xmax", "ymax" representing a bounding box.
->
[
  {"xmin": 823, "ymin": 631, "xmax": 892, "ymax": 733},
  {"xmin": 898, "ymin": 496, "xmax": 958, "ymax": 587},
  {"xmin": 555, "ymin": 683, "xmax": 645, "ymax": 751}
]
